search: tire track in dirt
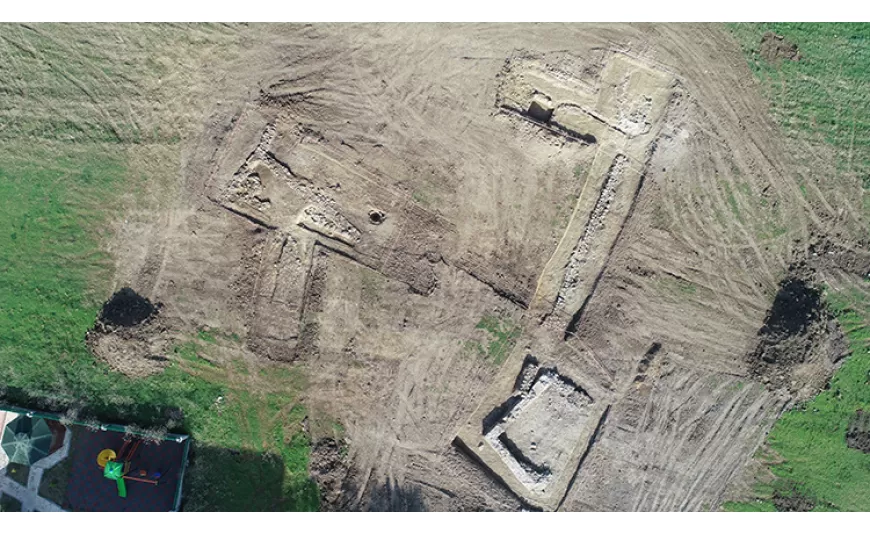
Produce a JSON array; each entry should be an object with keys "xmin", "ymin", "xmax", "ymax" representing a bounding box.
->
[
  {"xmin": 27, "ymin": 24, "xmax": 143, "ymax": 137},
  {"xmin": 629, "ymin": 369, "xmax": 707, "ymax": 511},
  {"xmin": 0, "ymin": 30, "xmax": 123, "ymax": 142},
  {"xmin": 683, "ymin": 390, "xmax": 778, "ymax": 510},
  {"xmin": 650, "ymin": 379, "xmax": 752, "ymax": 510},
  {"xmin": 621, "ymin": 371, "xmax": 779, "ymax": 511},
  {"xmin": 653, "ymin": 24, "xmax": 823, "ymax": 234}
]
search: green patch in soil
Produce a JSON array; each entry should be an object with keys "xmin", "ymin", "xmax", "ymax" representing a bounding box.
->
[{"xmin": 474, "ymin": 314, "xmax": 522, "ymax": 365}]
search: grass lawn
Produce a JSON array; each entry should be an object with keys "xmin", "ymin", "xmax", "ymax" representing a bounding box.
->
[
  {"xmin": 5, "ymin": 463, "xmax": 29, "ymax": 487},
  {"xmin": 0, "ymin": 493, "xmax": 22, "ymax": 512},
  {"xmin": 464, "ymin": 314, "xmax": 522, "ymax": 366},
  {"xmin": 728, "ymin": 24, "xmax": 870, "ymax": 216},
  {"xmin": 0, "ymin": 24, "xmax": 319, "ymax": 511}
]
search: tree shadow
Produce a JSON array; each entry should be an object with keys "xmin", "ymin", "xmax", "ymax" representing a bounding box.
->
[
  {"xmin": 182, "ymin": 444, "xmax": 319, "ymax": 512},
  {"xmin": 321, "ymin": 460, "xmax": 428, "ymax": 512},
  {"xmin": 365, "ymin": 479, "xmax": 426, "ymax": 511}
]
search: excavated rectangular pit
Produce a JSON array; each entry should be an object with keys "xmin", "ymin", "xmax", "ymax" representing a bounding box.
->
[
  {"xmin": 484, "ymin": 368, "xmax": 596, "ymax": 495},
  {"xmin": 501, "ymin": 372, "xmax": 593, "ymax": 471},
  {"xmin": 457, "ymin": 355, "xmax": 609, "ymax": 509}
]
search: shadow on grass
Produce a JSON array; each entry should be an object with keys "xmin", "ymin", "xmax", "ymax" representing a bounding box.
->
[{"xmin": 182, "ymin": 444, "xmax": 319, "ymax": 512}]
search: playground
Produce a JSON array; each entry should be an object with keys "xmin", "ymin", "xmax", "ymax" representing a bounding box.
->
[
  {"xmin": 66, "ymin": 428, "xmax": 186, "ymax": 512},
  {"xmin": 0, "ymin": 406, "xmax": 189, "ymax": 512}
]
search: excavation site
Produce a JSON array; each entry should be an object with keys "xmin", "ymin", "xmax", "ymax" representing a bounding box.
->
[{"xmin": 2, "ymin": 22, "xmax": 868, "ymax": 513}]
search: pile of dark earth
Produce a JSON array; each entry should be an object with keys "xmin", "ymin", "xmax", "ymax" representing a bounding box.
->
[
  {"xmin": 846, "ymin": 410, "xmax": 870, "ymax": 454},
  {"xmin": 759, "ymin": 31, "xmax": 801, "ymax": 63},
  {"xmin": 308, "ymin": 438, "xmax": 352, "ymax": 511},
  {"xmin": 747, "ymin": 267, "xmax": 847, "ymax": 392},
  {"xmin": 759, "ymin": 277, "xmax": 821, "ymax": 348},
  {"xmin": 772, "ymin": 482, "xmax": 817, "ymax": 512},
  {"xmin": 84, "ymin": 287, "xmax": 169, "ymax": 378},
  {"xmin": 97, "ymin": 287, "xmax": 159, "ymax": 328}
]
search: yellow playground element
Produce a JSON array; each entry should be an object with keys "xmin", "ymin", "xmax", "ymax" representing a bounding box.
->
[{"xmin": 97, "ymin": 448, "xmax": 117, "ymax": 468}]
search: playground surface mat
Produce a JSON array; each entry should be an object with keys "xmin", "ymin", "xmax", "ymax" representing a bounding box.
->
[{"xmin": 66, "ymin": 431, "xmax": 184, "ymax": 512}]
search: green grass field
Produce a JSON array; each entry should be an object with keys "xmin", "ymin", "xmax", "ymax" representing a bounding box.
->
[
  {"xmin": 170, "ymin": 337, "xmax": 319, "ymax": 511},
  {"xmin": 724, "ymin": 23, "xmax": 870, "ymax": 512},
  {"xmin": 729, "ymin": 23, "xmax": 870, "ymax": 213},
  {"xmin": 0, "ymin": 24, "xmax": 319, "ymax": 511}
]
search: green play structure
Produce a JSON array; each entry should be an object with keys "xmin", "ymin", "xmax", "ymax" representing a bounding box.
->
[
  {"xmin": 99, "ymin": 439, "xmax": 159, "ymax": 498},
  {"xmin": 103, "ymin": 461, "xmax": 128, "ymax": 498}
]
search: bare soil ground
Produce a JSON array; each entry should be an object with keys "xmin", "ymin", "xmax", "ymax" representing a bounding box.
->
[{"xmin": 99, "ymin": 24, "xmax": 869, "ymax": 511}]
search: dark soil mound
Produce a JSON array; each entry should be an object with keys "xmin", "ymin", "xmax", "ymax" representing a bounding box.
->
[
  {"xmin": 747, "ymin": 271, "xmax": 844, "ymax": 393},
  {"xmin": 760, "ymin": 32, "xmax": 801, "ymax": 63},
  {"xmin": 309, "ymin": 438, "xmax": 351, "ymax": 511},
  {"xmin": 99, "ymin": 287, "xmax": 157, "ymax": 327},
  {"xmin": 773, "ymin": 483, "xmax": 816, "ymax": 512},
  {"xmin": 847, "ymin": 410, "xmax": 870, "ymax": 454},
  {"xmin": 760, "ymin": 278, "xmax": 822, "ymax": 343}
]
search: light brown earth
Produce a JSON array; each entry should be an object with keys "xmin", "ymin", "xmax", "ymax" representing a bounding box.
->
[{"xmin": 101, "ymin": 24, "xmax": 869, "ymax": 511}]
